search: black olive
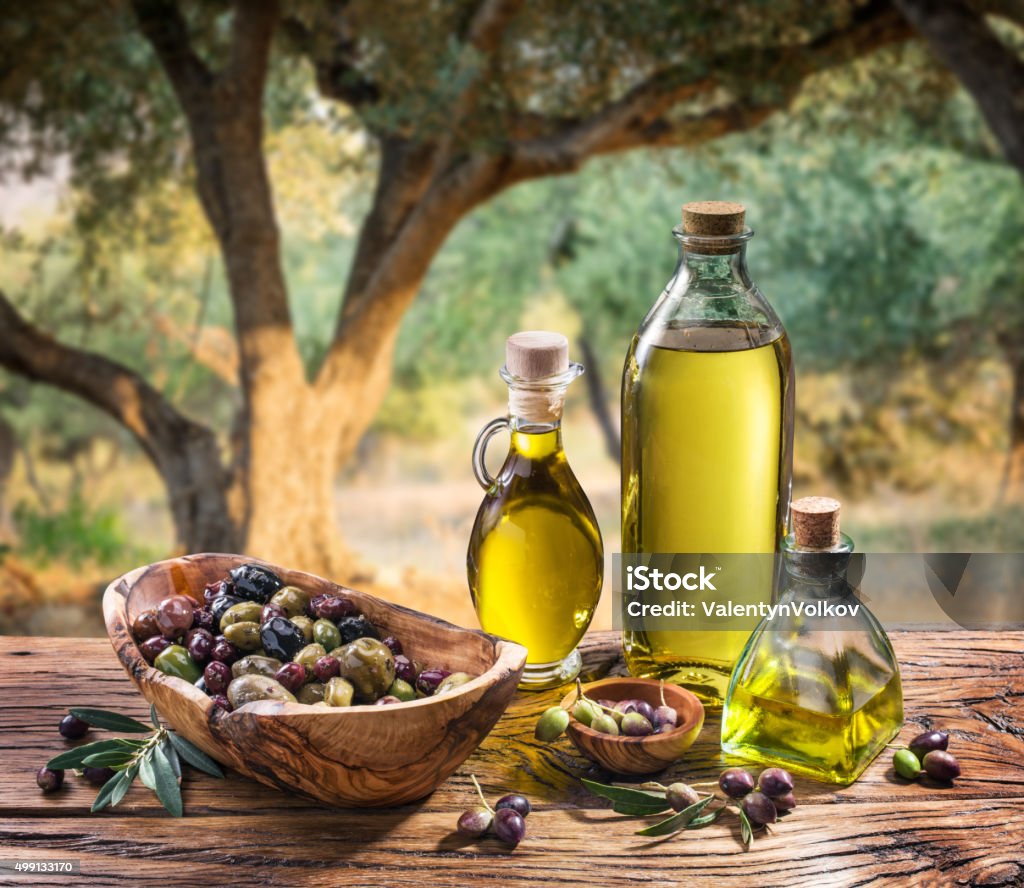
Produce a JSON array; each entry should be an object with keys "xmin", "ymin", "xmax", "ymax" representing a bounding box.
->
[
  {"xmin": 337, "ymin": 615, "xmax": 379, "ymax": 644},
  {"xmin": 229, "ymin": 564, "xmax": 285, "ymax": 603},
  {"xmin": 260, "ymin": 616, "xmax": 306, "ymax": 661},
  {"xmin": 210, "ymin": 594, "xmax": 245, "ymax": 630}
]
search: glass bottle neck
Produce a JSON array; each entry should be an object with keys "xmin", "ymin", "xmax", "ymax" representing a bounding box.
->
[
  {"xmin": 677, "ymin": 244, "xmax": 752, "ymax": 288},
  {"xmin": 510, "ymin": 422, "xmax": 563, "ymax": 459}
]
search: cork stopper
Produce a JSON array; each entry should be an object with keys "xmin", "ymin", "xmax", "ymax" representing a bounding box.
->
[
  {"xmin": 682, "ymin": 201, "xmax": 746, "ymax": 236},
  {"xmin": 505, "ymin": 331, "xmax": 569, "ymax": 380},
  {"xmin": 791, "ymin": 496, "xmax": 842, "ymax": 550}
]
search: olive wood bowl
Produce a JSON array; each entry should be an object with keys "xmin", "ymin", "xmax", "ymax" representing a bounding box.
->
[
  {"xmin": 561, "ymin": 677, "xmax": 704, "ymax": 775},
  {"xmin": 103, "ymin": 553, "xmax": 527, "ymax": 807}
]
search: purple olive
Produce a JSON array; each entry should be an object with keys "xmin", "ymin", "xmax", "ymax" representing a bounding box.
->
[
  {"xmin": 772, "ymin": 791, "xmax": 797, "ymax": 811},
  {"xmin": 741, "ymin": 791, "xmax": 778, "ymax": 826},
  {"xmin": 758, "ymin": 767, "xmax": 794, "ymax": 798},
  {"xmin": 719, "ymin": 768, "xmax": 756, "ymax": 799},
  {"xmin": 457, "ymin": 808, "xmax": 492, "ymax": 838},
  {"xmin": 210, "ymin": 636, "xmax": 241, "ymax": 665},
  {"xmin": 82, "ymin": 766, "xmax": 116, "ymax": 785},
  {"xmin": 621, "ymin": 712, "xmax": 654, "ymax": 736},
  {"xmin": 653, "ymin": 705, "xmax": 678, "ymax": 729},
  {"xmin": 139, "ymin": 635, "xmax": 171, "ymax": 664},
  {"xmin": 313, "ymin": 655, "xmax": 341, "ymax": 683},
  {"xmin": 204, "ymin": 661, "xmax": 232, "ymax": 695},
  {"xmin": 416, "ymin": 669, "xmax": 451, "ymax": 696},
  {"xmin": 381, "ymin": 635, "xmax": 403, "ymax": 656},
  {"xmin": 393, "ymin": 655, "xmax": 416, "ymax": 684},
  {"xmin": 495, "ymin": 794, "xmax": 531, "ymax": 817},
  {"xmin": 210, "ymin": 694, "xmax": 232, "ymax": 712},
  {"xmin": 185, "ymin": 627, "xmax": 215, "ymax": 666},
  {"xmin": 59, "ymin": 714, "xmax": 90, "ymax": 740},
  {"xmin": 203, "ymin": 580, "xmax": 231, "ymax": 604},
  {"xmin": 132, "ymin": 609, "xmax": 160, "ymax": 641},
  {"xmin": 156, "ymin": 595, "xmax": 194, "ymax": 637},
  {"xmin": 36, "ymin": 766, "xmax": 64, "ymax": 792},
  {"xmin": 261, "ymin": 602, "xmax": 287, "ymax": 625},
  {"xmin": 192, "ymin": 607, "xmax": 215, "ymax": 632},
  {"xmin": 310, "ymin": 595, "xmax": 355, "ymax": 622},
  {"xmin": 275, "ymin": 662, "xmax": 308, "ymax": 694},
  {"xmin": 492, "ymin": 807, "xmax": 526, "ymax": 847},
  {"xmin": 923, "ymin": 750, "xmax": 961, "ymax": 782},
  {"xmin": 909, "ymin": 730, "xmax": 949, "ymax": 759},
  {"xmin": 615, "ymin": 698, "xmax": 655, "ymax": 722},
  {"xmin": 374, "ymin": 695, "xmax": 402, "ymax": 705},
  {"xmin": 666, "ymin": 783, "xmax": 701, "ymax": 811}
]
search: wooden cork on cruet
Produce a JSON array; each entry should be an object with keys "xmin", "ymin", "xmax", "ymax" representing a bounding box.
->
[
  {"xmin": 681, "ymin": 201, "xmax": 747, "ymax": 254},
  {"xmin": 791, "ymin": 496, "xmax": 842, "ymax": 550},
  {"xmin": 504, "ymin": 331, "xmax": 572, "ymax": 423}
]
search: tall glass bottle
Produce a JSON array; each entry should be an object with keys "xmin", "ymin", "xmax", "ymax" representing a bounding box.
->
[
  {"xmin": 721, "ymin": 497, "xmax": 903, "ymax": 784},
  {"xmin": 468, "ymin": 331, "xmax": 603, "ymax": 690},
  {"xmin": 621, "ymin": 201, "xmax": 794, "ymax": 706}
]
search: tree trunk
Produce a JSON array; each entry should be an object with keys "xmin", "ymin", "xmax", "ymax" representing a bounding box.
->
[
  {"xmin": 578, "ymin": 335, "xmax": 621, "ymax": 462},
  {"xmin": 999, "ymin": 346, "xmax": 1024, "ymax": 503}
]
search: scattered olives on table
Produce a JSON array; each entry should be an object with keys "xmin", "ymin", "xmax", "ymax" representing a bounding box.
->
[
  {"xmin": 892, "ymin": 729, "xmax": 961, "ymax": 784},
  {"xmin": 36, "ymin": 766, "xmax": 64, "ymax": 792},
  {"xmin": 59, "ymin": 713, "xmax": 90, "ymax": 740},
  {"xmin": 131, "ymin": 563, "xmax": 480, "ymax": 711},
  {"xmin": 457, "ymin": 777, "xmax": 530, "ymax": 849}
]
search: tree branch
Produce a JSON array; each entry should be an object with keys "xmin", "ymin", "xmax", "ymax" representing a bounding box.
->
[{"xmin": 896, "ymin": 0, "xmax": 1024, "ymax": 175}]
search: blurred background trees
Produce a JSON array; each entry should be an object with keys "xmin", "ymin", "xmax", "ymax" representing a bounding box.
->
[{"xmin": 0, "ymin": 0, "xmax": 1022, "ymax": 634}]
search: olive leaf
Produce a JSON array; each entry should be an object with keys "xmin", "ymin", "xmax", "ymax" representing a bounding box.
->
[
  {"xmin": 149, "ymin": 745, "xmax": 183, "ymax": 817},
  {"xmin": 109, "ymin": 763, "xmax": 139, "ymax": 808},
  {"xmin": 166, "ymin": 731, "xmax": 224, "ymax": 779},
  {"xmin": 160, "ymin": 739, "xmax": 182, "ymax": 780},
  {"xmin": 81, "ymin": 749, "xmax": 137, "ymax": 769},
  {"xmin": 738, "ymin": 808, "xmax": 754, "ymax": 848},
  {"xmin": 686, "ymin": 807, "xmax": 724, "ymax": 829},
  {"xmin": 69, "ymin": 708, "xmax": 152, "ymax": 734},
  {"xmin": 91, "ymin": 770, "xmax": 131, "ymax": 813},
  {"xmin": 138, "ymin": 752, "xmax": 158, "ymax": 792},
  {"xmin": 150, "ymin": 704, "xmax": 161, "ymax": 728},
  {"xmin": 612, "ymin": 799, "xmax": 673, "ymax": 816},
  {"xmin": 581, "ymin": 779, "xmax": 673, "ymax": 806},
  {"xmin": 47, "ymin": 739, "xmax": 134, "ymax": 770},
  {"xmin": 635, "ymin": 795, "xmax": 716, "ymax": 837}
]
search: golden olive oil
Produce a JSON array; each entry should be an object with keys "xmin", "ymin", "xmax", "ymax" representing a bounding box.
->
[
  {"xmin": 468, "ymin": 428, "xmax": 603, "ymax": 670},
  {"xmin": 621, "ymin": 323, "xmax": 793, "ymax": 705}
]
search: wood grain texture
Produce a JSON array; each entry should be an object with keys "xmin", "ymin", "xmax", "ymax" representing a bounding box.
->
[
  {"xmin": 1, "ymin": 631, "xmax": 1022, "ymax": 887},
  {"xmin": 103, "ymin": 554, "xmax": 527, "ymax": 806}
]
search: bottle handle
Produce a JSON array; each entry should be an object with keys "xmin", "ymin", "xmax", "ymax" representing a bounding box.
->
[{"xmin": 472, "ymin": 417, "xmax": 510, "ymax": 489}]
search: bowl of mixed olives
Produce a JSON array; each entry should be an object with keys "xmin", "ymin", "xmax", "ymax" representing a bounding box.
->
[
  {"xmin": 103, "ymin": 553, "xmax": 527, "ymax": 807},
  {"xmin": 558, "ymin": 677, "xmax": 704, "ymax": 775}
]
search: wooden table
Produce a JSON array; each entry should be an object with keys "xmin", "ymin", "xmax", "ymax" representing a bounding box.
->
[{"xmin": 1, "ymin": 632, "xmax": 1022, "ymax": 887}]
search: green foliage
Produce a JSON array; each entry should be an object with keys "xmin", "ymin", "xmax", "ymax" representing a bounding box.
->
[{"xmin": 12, "ymin": 488, "xmax": 156, "ymax": 569}]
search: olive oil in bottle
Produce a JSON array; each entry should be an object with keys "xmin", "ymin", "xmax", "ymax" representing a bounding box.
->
[
  {"xmin": 721, "ymin": 497, "xmax": 904, "ymax": 784},
  {"xmin": 468, "ymin": 332, "xmax": 603, "ymax": 689},
  {"xmin": 621, "ymin": 202, "xmax": 794, "ymax": 707}
]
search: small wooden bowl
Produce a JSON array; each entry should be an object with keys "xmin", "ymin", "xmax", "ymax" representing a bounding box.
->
[
  {"xmin": 561, "ymin": 677, "xmax": 704, "ymax": 775},
  {"xmin": 103, "ymin": 553, "xmax": 527, "ymax": 807}
]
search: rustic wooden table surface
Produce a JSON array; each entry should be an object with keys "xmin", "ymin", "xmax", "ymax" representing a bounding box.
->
[{"xmin": 1, "ymin": 631, "xmax": 1022, "ymax": 887}]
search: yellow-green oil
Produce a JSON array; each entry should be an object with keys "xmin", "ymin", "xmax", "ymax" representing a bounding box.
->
[
  {"xmin": 621, "ymin": 324, "xmax": 792, "ymax": 706},
  {"xmin": 721, "ymin": 629, "xmax": 904, "ymax": 784},
  {"xmin": 468, "ymin": 428, "xmax": 603, "ymax": 670}
]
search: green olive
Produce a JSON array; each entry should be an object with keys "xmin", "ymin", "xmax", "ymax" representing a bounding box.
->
[
  {"xmin": 324, "ymin": 676, "xmax": 355, "ymax": 707},
  {"xmin": 591, "ymin": 713, "xmax": 620, "ymax": 735},
  {"xmin": 223, "ymin": 621, "xmax": 262, "ymax": 651},
  {"xmin": 154, "ymin": 644, "xmax": 202, "ymax": 683},
  {"xmin": 270, "ymin": 586, "xmax": 311, "ymax": 618},
  {"xmin": 313, "ymin": 618, "xmax": 342, "ymax": 651},
  {"xmin": 297, "ymin": 682, "xmax": 326, "ymax": 705},
  {"xmin": 388, "ymin": 678, "xmax": 416, "ymax": 702},
  {"xmin": 335, "ymin": 638, "xmax": 396, "ymax": 702},
  {"xmin": 219, "ymin": 601, "xmax": 263, "ymax": 628},
  {"xmin": 436, "ymin": 672, "xmax": 474, "ymax": 695},
  {"xmin": 573, "ymin": 699, "xmax": 600, "ymax": 726},
  {"xmin": 226, "ymin": 674, "xmax": 296, "ymax": 708},
  {"xmin": 290, "ymin": 615, "xmax": 314, "ymax": 643},
  {"xmin": 894, "ymin": 748, "xmax": 923, "ymax": 780},
  {"xmin": 535, "ymin": 706, "xmax": 570, "ymax": 741},
  {"xmin": 231, "ymin": 655, "xmax": 282, "ymax": 679},
  {"xmin": 294, "ymin": 643, "xmax": 327, "ymax": 672}
]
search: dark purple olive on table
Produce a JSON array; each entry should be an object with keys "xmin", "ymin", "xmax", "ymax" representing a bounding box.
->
[
  {"xmin": 36, "ymin": 766, "xmax": 64, "ymax": 792},
  {"xmin": 381, "ymin": 635, "xmax": 403, "ymax": 656},
  {"xmin": 204, "ymin": 660, "xmax": 232, "ymax": 695},
  {"xmin": 493, "ymin": 808, "xmax": 526, "ymax": 847},
  {"xmin": 457, "ymin": 808, "xmax": 492, "ymax": 838},
  {"xmin": 260, "ymin": 616, "xmax": 306, "ymax": 662},
  {"xmin": 210, "ymin": 594, "xmax": 245, "ymax": 629},
  {"xmin": 416, "ymin": 669, "xmax": 451, "ymax": 696},
  {"xmin": 772, "ymin": 791, "xmax": 797, "ymax": 812},
  {"xmin": 156, "ymin": 595, "xmax": 194, "ymax": 638},
  {"xmin": 758, "ymin": 767, "xmax": 794, "ymax": 798},
  {"xmin": 719, "ymin": 768, "xmax": 756, "ymax": 799},
  {"xmin": 621, "ymin": 712, "xmax": 654, "ymax": 736},
  {"xmin": 140, "ymin": 635, "xmax": 171, "ymax": 664},
  {"xmin": 229, "ymin": 563, "xmax": 284, "ymax": 604},
  {"xmin": 132, "ymin": 608, "xmax": 160, "ymax": 641},
  {"xmin": 59, "ymin": 713, "xmax": 90, "ymax": 740},
  {"xmin": 261, "ymin": 602, "xmax": 287, "ymax": 625},
  {"xmin": 374, "ymin": 695, "xmax": 401, "ymax": 705},
  {"xmin": 192, "ymin": 607, "xmax": 215, "ymax": 632},
  {"xmin": 313, "ymin": 655, "xmax": 341, "ymax": 683},
  {"xmin": 923, "ymin": 750, "xmax": 961, "ymax": 782},
  {"xmin": 653, "ymin": 705, "xmax": 678, "ymax": 729},
  {"xmin": 393, "ymin": 655, "xmax": 416, "ymax": 684},
  {"xmin": 210, "ymin": 636, "xmax": 241, "ymax": 665},
  {"xmin": 310, "ymin": 594, "xmax": 355, "ymax": 622},
  {"xmin": 909, "ymin": 730, "xmax": 949, "ymax": 760},
  {"xmin": 185, "ymin": 627, "xmax": 215, "ymax": 665},
  {"xmin": 274, "ymin": 662, "xmax": 308, "ymax": 695},
  {"xmin": 495, "ymin": 794, "xmax": 531, "ymax": 817},
  {"xmin": 741, "ymin": 791, "xmax": 778, "ymax": 826},
  {"xmin": 210, "ymin": 694, "xmax": 232, "ymax": 712},
  {"xmin": 82, "ymin": 766, "xmax": 116, "ymax": 786},
  {"xmin": 666, "ymin": 783, "xmax": 701, "ymax": 811},
  {"xmin": 337, "ymin": 615, "xmax": 379, "ymax": 644}
]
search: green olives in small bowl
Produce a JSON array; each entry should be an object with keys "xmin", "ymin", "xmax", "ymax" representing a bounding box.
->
[{"xmin": 104, "ymin": 553, "xmax": 526, "ymax": 807}]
